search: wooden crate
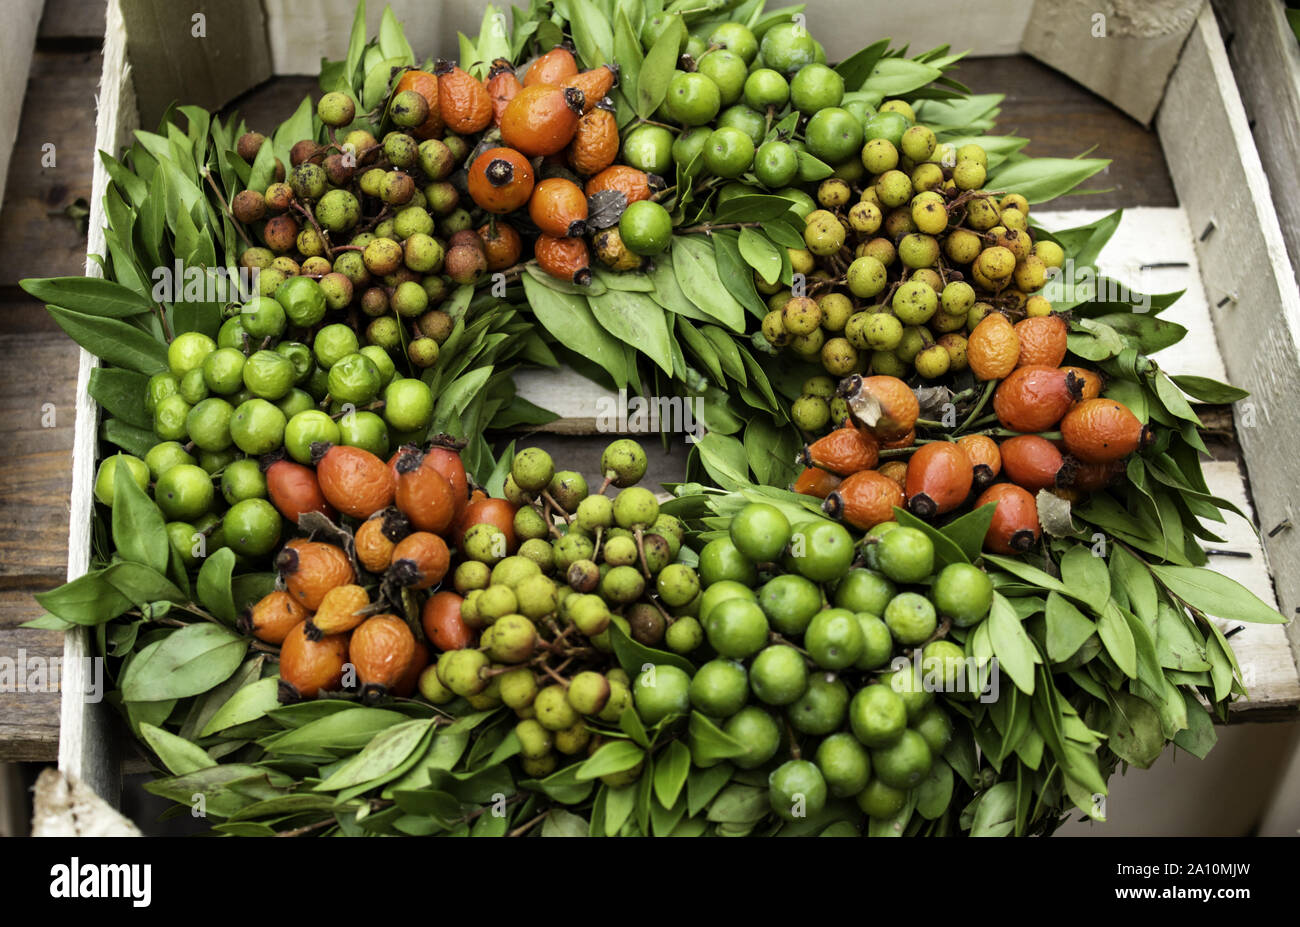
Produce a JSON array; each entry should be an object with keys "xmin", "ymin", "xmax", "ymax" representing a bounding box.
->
[{"xmin": 59, "ymin": 0, "xmax": 1300, "ymax": 804}]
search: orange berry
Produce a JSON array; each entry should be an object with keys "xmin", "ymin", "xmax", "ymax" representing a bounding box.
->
[
  {"xmin": 467, "ymin": 146, "xmax": 535, "ymax": 214},
  {"xmin": 993, "ymin": 365, "xmax": 1081, "ymax": 433},
  {"xmin": 803, "ymin": 426, "xmax": 879, "ymax": 476},
  {"xmin": 394, "ymin": 449, "xmax": 457, "ymax": 534},
  {"xmin": 529, "ymin": 177, "xmax": 589, "ymax": 237},
  {"xmin": 349, "ymin": 614, "xmax": 416, "ymax": 698},
  {"xmin": 535, "ymin": 233, "xmax": 592, "ymax": 286},
  {"xmin": 454, "ymin": 495, "xmax": 518, "ymax": 551},
  {"xmin": 265, "ymin": 458, "xmax": 335, "ymax": 524},
  {"xmin": 967, "ymin": 313, "xmax": 1020, "ymax": 380},
  {"xmin": 998, "ymin": 435, "xmax": 1064, "ymax": 492},
  {"xmin": 315, "ymin": 444, "xmax": 396, "ymax": 519},
  {"xmin": 422, "ymin": 446, "xmax": 470, "ymax": 523},
  {"xmin": 877, "ymin": 460, "xmax": 909, "ymax": 488},
  {"xmin": 392, "ymin": 641, "xmax": 430, "ymax": 698},
  {"xmin": 974, "ymin": 483, "xmax": 1041, "ymax": 554},
  {"xmin": 278, "ymin": 541, "xmax": 355, "ymax": 611},
  {"xmin": 390, "ymin": 531, "xmax": 451, "ymax": 590},
  {"xmin": 905, "ymin": 442, "xmax": 973, "ymax": 519},
  {"xmin": 422, "ymin": 590, "xmax": 475, "ymax": 651},
  {"xmin": 478, "ymin": 220, "xmax": 523, "ymax": 271},
  {"xmin": 567, "ymin": 104, "xmax": 619, "ymax": 176},
  {"xmin": 956, "ymin": 434, "xmax": 1001, "ymax": 490},
  {"xmin": 1060, "ymin": 398, "xmax": 1148, "ymax": 464},
  {"xmin": 1014, "ymin": 315, "xmax": 1068, "ymax": 367},
  {"xmin": 585, "ymin": 165, "xmax": 656, "ymax": 204},
  {"xmin": 824, "ymin": 470, "xmax": 904, "ymax": 530},
  {"xmin": 1057, "ymin": 456, "xmax": 1125, "ymax": 491},
  {"xmin": 525, "ymin": 45, "xmax": 578, "ymax": 87},
  {"xmin": 879, "ymin": 428, "xmax": 915, "ymax": 450},
  {"xmin": 435, "ymin": 60, "xmax": 492, "ymax": 134},
  {"xmin": 844, "ymin": 374, "xmax": 919, "ymax": 441},
  {"xmin": 562, "ymin": 65, "xmax": 618, "ymax": 111},
  {"xmin": 1061, "ymin": 366, "xmax": 1104, "ymax": 401},
  {"xmin": 792, "ymin": 466, "xmax": 841, "ymax": 499},
  {"xmin": 307, "ymin": 584, "xmax": 370, "ymax": 637},
  {"xmin": 393, "ymin": 69, "xmax": 444, "ymax": 138},
  {"xmin": 278, "ymin": 620, "xmax": 348, "ymax": 700},
  {"xmin": 500, "ymin": 83, "xmax": 585, "ymax": 156},
  {"xmin": 354, "ymin": 511, "xmax": 400, "ymax": 573},
  {"xmin": 244, "ymin": 590, "xmax": 307, "ymax": 645},
  {"xmin": 485, "ymin": 58, "xmax": 522, "ymax": 127}
]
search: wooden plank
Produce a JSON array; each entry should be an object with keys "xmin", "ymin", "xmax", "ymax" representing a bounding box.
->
[
  {"xmin": 0, "ymin": 0, "xmax": 44, "ymax": 214},
  {"xmin": 1158, "ymin": 5, "xmax": 1300, "ymax": 670},
  {"xmin": 1213, "ymin": 0, "xmax": 1300, "ymax": 294},
  {"xmin": 40, "ymin": 0, "xmax": 109, "ymax": 41},
  {"xmin": 58, "ymin": 0, "xmax": 136, "ymax": 804},
  {"xmin": 0, "ymin": 48, "xmax": 100, "ymax": 286},
  {"xmin": 1021, "ymin": 0, "xmax": 1203, "ymax": 125}
]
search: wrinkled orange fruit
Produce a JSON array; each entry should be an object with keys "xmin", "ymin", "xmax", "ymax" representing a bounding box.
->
[
  {"xmin": 567, "ymin": 105, "xmax": 620, "ymax": 176},
  {"xmin": 422, "ymin": 589, "xmax": 474, "ymax": 651},
  {"xmin": 467, "ymin": 147, "xmax": 535, "ymax": 214},
  {"xmin": 478, "ymin": 220, "xmax": 523, "ymax": 271},
  {"xmin": 316, "ymin": 444, "xmax": 396, "ymax": 519},
  {"xmin": 877, "ymin": 460, "xmax": 908, "ymax": 488},
  {"xmin": 792, "ymin": 466, "xmax": 842, "ymax": 499},
  {"xmin": 390, "ymin": 531, "xmax": 451, "ymax": 590},
  {"xmin": 824, "ymin": 469, "xmax": 903, "ymax": 530},
  {"xmin": 585, "ymin": 165, "xmax": 655, "ymax": 204},
  {"xmin": 278, "ymin": 541, "xmax": 355, "ymax": 611},
  {"xmin": 486, "ymin": 58, "xmax": 522, "ymax": 127},
  {"xmin": 967, "ymin": 312, "xmax": 1020, "ymax": 381},
  {"xmin": 993, "ymin": 365, "xmax": 1080, "ymax": 433},
  {"xmin": 279, "ymin": 620, "xmax": 348, "ymax": 700},
  {"xmin": 803, "ymin": 426, "xmax": 879, "ymax": 476},
  {"xmin": 355, "ymin": 513, "xmax": 397, "ymax": 573},
  {"xmin": 394, "ymin": 450, "xmax": 456, "ymax": 535},
  {"xmin": 246, "ymin": 590, "xmax": 307, "ymax": 645},
  {"xmin": 307, "ymin": 583, "xmax": 370, "ymax": 638},
  {"xmin": 529, "ymin": 177, "xmax": 589, "ymax": 238},
  {"xmin": 535, "ymin": 233, "xmax": 592, "ymax": 286},
  {"xmin": 1060, "ymin": 398, "xmax": 1147, "ymax": 463},
  {"xmin": 435, "ymin": 60, "xmax": 492, "ymax": 134},
  {"xmin": 956, "ymin": 434, "xmax": 1001, "ymax": 489},
  {"xmin": 1061, "ymin": 365, "xmax": 1104, "ymax": 401},
  {"xmin": 846, "ymin": 374, "xmax": 919, "ymax": 441},
  {"xmin": 562, "ymin": 65, "xmax": 618, "ymax": 111},
  {"xmin": 500, "ymin": 84, "xmax": 585, "ymax": 157},
  {"xmin": 349, "ymin": 614, "xmax": 416, "ymax": 696},
  {"xmin": 525, "ymin": 45, "xmax": 578, "ymax": 87},
  {"xmin": 1057, "ymin": 456, "xmax": 1125, "ymax": 491},
  {"xmin": 1013, "ymin": 314, "xmax": 1068, "ymax": 368}
]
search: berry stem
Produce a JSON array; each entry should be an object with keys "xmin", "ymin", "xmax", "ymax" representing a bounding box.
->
[
  {"xmin": 200, "ymin": 167, "xmax": 256, "ymax": 250},
  {"xmin": 540, "ymin": 490, "xmax": 572, "ymax": 523},
  {"xmin": 507, "ymin": 810, "xmax": 550, "ymax": 838},
  {"xmin": 954, "ymin": 379, "xmax": 997, "ymax": 434},
  {"xmin": 675, "ymin": 221, "xmax": 765, "ymax": 236},
  {"xmin": 291, "ymin": 200, "xmax": 335, "ymax": 261}
]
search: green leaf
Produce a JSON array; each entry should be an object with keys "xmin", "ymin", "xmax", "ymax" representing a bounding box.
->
[
  {"xmin": 247, "ymin": 133, "xmax": 278, "ymax": 192},
  {"xmin": 1059, "ymin": 545, "xmax": 1110, "ymax": 614},
  {"xmin": 378, "ymin": 7, "xmax": 416, "ymax": 65},
  {"xmin": 522, "ymin": 272, "xmax": 628, "ymax": 387},
  {"xmin": 969, "ymin": 781, "xmax": 1016, "ymax": 836},
  {"xmin": 987, "ymin": 592, "xmax": 1040, "ymax": 694},
  {"xmin": 139, "ymin": 723, "xmax": 214, "ymax": 776},
  {"xmin": 577, "ymin": 740, "xmax": 645, "ymax": 781},
  {"xmin": 121, "ymin": 623, "xmax": 247, "ymax": 701},
  {"xmin": 737, "ymin": 227, "xmax": 782, "ymax": 284},
  {"xmin": 860, "ymin": 57, "xmax": 942, "ymax": 96},
  {"xmin": 706, "ymin": 783, "xmax": 768, "ymax": 824},
  {"xmin": 1172, "ymin": 690, "xmax": 1217, "ymax": 759},
  {"xmin": 1044, "ymin": 591, "xmax": 1096, "ymax": 663},
  {"xmin": 1149, "ymin": 565, "xmax": 1286, "ymax": 624},
  {"xmin": 541, "ymin": 808, "xmax": 590, "ymax": 836},
  {"xmin": 33, "ymin": 569, "xmax": 132, "ymax": 625},
  {"xmin": 316, "ymin": 718, "xmax": 435, "ymax": 791},
  {"xmin": 588, "ymin": 289, "xmax": 675, "ymax": 375},
  {"xmin": 1154, "ymin": 602, "xmax": 1211, "ymax": 671},
  {"xmin": 197, "ymin": 549, "xmax": 239, "ymax": 624},
  {"xmin": 688, "ymin": 711, "xmax": 749, "ymax": 765},
  {"xmin": 914, "ymin": 758, "xmax": 954, "ymax": 820},
  {"xmin": 1106, "ymin": 691, "xmax": 1165, "ymax": 768},
  {"xmin": 614, "ymin": 8, "xmax": 644, "ymax": 104},
  {"xmin": 1097, "ymin": 602, "xmax": 1137, "ymax": 678},
  {"xmin": 521, "ymin": 762, "xmax": 595, "ymax": 805},
  {"xmin": 834, "ymin": 38, "xmax": 890, "ymax": 91},
  {"xmin": 20, "ymin": 277, "xmax": 153, "ymax": 318},
  {"xmin": 939, "ymin": 503, "xmax": 996, "ymax": 562},
  {"xmin": 695, "ymin": 432, "xmax": 751, "ymax": 490},
  {"xmin": 112, "ymin": 461, "xmax": 169, "ymax": 573},
  {"xmin": 89, "ymin": 368, "xmax": 151, "ymax": 429},
  {"xmin": 895, "ymin": 507, "xmax": 968, "ymax": 567},
  {"xmin": 619, "ymin": 705, "xmax": 651, "ymax": 749},
  {"xmin": 609, "ymin": 621, "xmax": 696, "ymax": 676},
  {"xmin": 654, "ymin": 739, "xmax": 691, "ymax": 809},
  {"xmin": 712, "ymin": 195, "xmax": 801, "ymax": 225},
  {"xmin": 1169, "ymin": 375, "xmax": 1248, "ymax": 404},
  {"xmin": 570, "ymin": 0, "xmax": 614, "ymax": 66},
  {"xmin": 200, "ymin": 676, "xmax": 280, "ymax": 736},
  {"xmin": 46, "ymin": 306, "xmax": 167, "ymax": 374},
  {"xmin": 263, "ymin": 707, "xmax": 410, "ymax": 756},
  {"xmin": 637, "ymin": 14, "xmax": 685, "ymax": 118},
  {"xmin": 986, "ymin": 156, "xmax": 1110, "ymax": 205},
  {"xmin": 672, "ymin": 236, "xmax": 746, "ymax": 331},
  {"xmin": 604, "ymin": 784, "xmax": 637, "ymax": 836}
]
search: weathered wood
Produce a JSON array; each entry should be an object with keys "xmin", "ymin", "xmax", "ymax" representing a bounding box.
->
[
  {"xmin": 39, "ymin": 0, "xmax": 109, "ymax": 41},
  {"xmin": 1021, "ymin": 0, "xmax": 1203, "ymax": 125},
  {"xmin": 1158, "ymin": 5, "xmax": 1300, "ymax": 676},
  {"xmin": 0, "ymin": 1, "xmax": 44, "ymax": 215},
  {"xmin": 1213, "ymin": 0, "xmax": 1300, "ymax": 296},
  {"xmin": 0, "ymin": 48, "xmax": 100, "ymax": 286}
]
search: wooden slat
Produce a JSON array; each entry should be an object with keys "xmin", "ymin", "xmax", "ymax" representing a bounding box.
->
[
  {"xmin": 0, "ymin": 1, "xmax": 44, "ymax": 215},
  {"xmin": 0, "ymin": 48, "xmax": 100, "ymax": 286},
  {"xmin": 39, "ymin": 0, "xmax": 108, "ymax": 41},
  {"xmin": 1158, "ymin": 5, "xmax": 1300, "ymax": 674},
  {"xmin": 1213, "ymin": 0, "xmax": 1300, "ymax": 294}
]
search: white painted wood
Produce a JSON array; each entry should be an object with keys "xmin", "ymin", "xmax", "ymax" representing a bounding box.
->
[
  {"xmin": 1213, "ymin": 0, "xmax": 1300, "ymax": 294},
  {"xmin": 511, "ymin": 366, "xmax": 618, "ymax": 434},
  {"xmin": 0, "ymin": 1, "xmax": 43, "ymax": 212},
  {"xmin": 58, "ymin": 0, "xmax": 135, "ymax": 807},
  {"xmin": 1158, "ymin": 4, "xmax": 1300, "ymax": 668}
]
